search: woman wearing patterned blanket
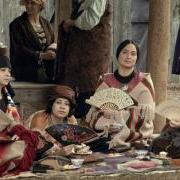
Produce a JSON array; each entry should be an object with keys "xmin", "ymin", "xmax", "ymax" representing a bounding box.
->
[
  {"xmin": 0, "ymin": 50, "xmax": 39, "ymax": 176},
  {"xmin": 86, "ymin": 39, "xmax": 155, "ymax": 149}
]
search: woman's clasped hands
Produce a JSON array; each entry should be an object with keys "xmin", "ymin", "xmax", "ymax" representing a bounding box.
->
[{"xmin": 40, "ymin": 50, "xmax": 56, "ymax": 60}]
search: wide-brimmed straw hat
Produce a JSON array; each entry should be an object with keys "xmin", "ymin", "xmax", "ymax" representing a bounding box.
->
[
  {"xmin": 19, "ymin": 0, "xmax": 45, "ymax": 9},
  {"xmin": 0, "ymin": 56, "xmax": 11, "ymax": 69}
]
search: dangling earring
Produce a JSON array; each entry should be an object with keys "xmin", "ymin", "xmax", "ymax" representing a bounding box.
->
[
  {"xmin": 134, "ymin": 65, "xmax": 138, "ymax": 72},
  {"xmin": 113, "ymin": 60, "xmax": 118, "ymax": 72}
]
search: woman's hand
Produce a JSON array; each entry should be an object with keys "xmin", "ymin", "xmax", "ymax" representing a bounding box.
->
[
  {"xmin": 100, "ymin": 109, "xmax": 123, "ymax": 119},
  {"xmin": 63, "ymin": 19, "xmax": 75, "ymax": 32},
  {"xmin": 11, "ymin": 134, "xmax": 20, "ymax": 141},
  {"xmin": 43, "ymin": 132, "xmax": 57, "ymax": 143},
  {"xmin": 100, "ymin": 109, "xmax": 115, "ymax": 119},
  {"xmin": 47, "ymin": 143, "xmax": 62, "ymax": 155},
  {"xmin": 62, "ymin": 144, "xmax": 75, "ymax": 156},
  {"xmin": 48, "ymin": 144, "xmax": 75, "ymax": 156},
  {"xmin": 67, "ymin": 115, "xmax": 78, "ymax": 125},
  {"xmin": 101, "ymin": 109, "xmax": 129, "ymax": 126},
  {"xmin": 40, "ymin": 50, "xmax": 56, "ymax": 60}
]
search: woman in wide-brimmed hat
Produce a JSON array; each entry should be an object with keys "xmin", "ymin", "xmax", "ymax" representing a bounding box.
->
[
  {"xmin": 30, "ymin": 85, "xmax": 77, "ymax": 130},
  {"xmin": 28, "ymin": 85, "xmax": 77, "ymax": 158},
  {"xmin": 9, "ymin": 0, "xmax": 56, "ymax": 83}
]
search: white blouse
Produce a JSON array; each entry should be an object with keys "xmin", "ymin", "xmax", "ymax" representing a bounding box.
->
[{"xmin": 74, "ymin": 0, "xmax": 107, "ymax": 30}]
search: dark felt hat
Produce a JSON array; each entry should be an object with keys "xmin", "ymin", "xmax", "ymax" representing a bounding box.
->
[
  {"xmin": 0, "ymin": 43, "xmax": 7, "ymax": 56},
  {"xmin": 46, "ymin": 85, "xmax": 76, "ymax": 116},
  {"xmin": 50, "ymin": 85, "xmax": 76, "ymax": 106},
  {"xmin": 0, "ymin": 56, "xmax": 11, "ymax": 69}
]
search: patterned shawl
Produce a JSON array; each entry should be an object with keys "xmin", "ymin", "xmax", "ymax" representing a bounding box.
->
[{"xmin": 2, "ymin": 87, "xmax": 20, "ymax": 121}]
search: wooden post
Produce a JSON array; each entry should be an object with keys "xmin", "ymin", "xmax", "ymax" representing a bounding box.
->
[
  {"xmin": 113, "ymin": 0, "xmax": 131, "ymax": 71},
  {"xmin": 147, "ymin": 0, "xmax": 170, "ymax": 132},
  {"xmin": 54, "ymin": 0, "xmax": 72, "ymax": 39}
]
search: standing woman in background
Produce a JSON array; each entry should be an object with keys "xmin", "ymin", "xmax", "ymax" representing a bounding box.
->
[
  {"xmin": 54, "ymin": 0, "xmax": 112, "ymax": 118},
  {"xmin": 9, "ymin": 0, "xmax": 56, "ymax": 83}
]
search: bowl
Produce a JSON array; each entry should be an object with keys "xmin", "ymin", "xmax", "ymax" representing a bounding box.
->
[
  {"xmin": 159, "ymin": 151, "xmax": 167, "ymax": 158},
  {"xmin": 135, "ymin": 150, "xmax": 148, "ymax": 157},
  {"xmin": 71, "ymin": 158, "xmax": 84, "ymax": 167}
]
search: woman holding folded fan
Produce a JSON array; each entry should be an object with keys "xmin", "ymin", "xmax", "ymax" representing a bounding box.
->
[
  {"xmin": 29, "ymin": 85, "xmax": 77, "ymax": 132},
  {"xmin": 86, "ymin": 39, "xmax": 155, "ymax": 149},
  {"xmin": 28, "ymin": 85, "xmax": 77, "ymax": 158}
]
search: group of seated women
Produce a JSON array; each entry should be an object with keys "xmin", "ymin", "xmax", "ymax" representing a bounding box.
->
[
  {"xmin": 0, "ymin": 39, "xmax": 158, "ymax": 176},
  {"xmin": 0, "ymin": 0, "xmax": 179, "ymax": 178}
]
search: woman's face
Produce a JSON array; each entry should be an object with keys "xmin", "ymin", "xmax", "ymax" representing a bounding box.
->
[
  {"xmin": 52, "ymin": 98, "xmax": 70, "ymax": 120},
  {"xmin": 24, "ymin": 0, "xmax": 42, "ymax": 15},
  {"xmin": 118, "ymin": 43, "xmax": 138, "ymax": 69},
  {"xmin": 0, "ymin": 68, "xmax": 11, "ymax": 87}
]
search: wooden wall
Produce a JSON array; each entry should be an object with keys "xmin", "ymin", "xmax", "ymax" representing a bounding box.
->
[
  {"xmin": 0, "ymin": 0, "xmax": 55, "ymax": 52},
  {"xmin": 0, "ymin": 0, "xmax": 180, "ymax": 82},
  {"xmin": 113, "ymin": 0, "xmax": 179, "ymax": 74}
]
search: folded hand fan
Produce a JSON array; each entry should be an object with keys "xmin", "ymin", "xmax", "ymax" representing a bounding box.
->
[
  {"xmin": 45, "ymin": 124, "xmax": 98, "ymax": 145},
  {"xmin": 86, "ymin": 88, "xmax": 134, "ymax": 110}
]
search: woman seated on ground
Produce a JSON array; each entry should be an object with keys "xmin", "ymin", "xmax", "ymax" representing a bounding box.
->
[
  {"xmin": 0, "ymin": 48, "xmax": 38, "ymax": 176},
  {"xmin": 86, "ymin": 39, "xmax": 155, "ymax": 149},
  {"xmin": 28, "ymin": 85, "xmax": 77, "ymax": 157}
]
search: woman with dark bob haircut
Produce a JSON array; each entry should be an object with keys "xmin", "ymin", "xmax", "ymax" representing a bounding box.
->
[
  {"xmin": 86, "ymin": 39, "xmax": 155, "ymax": 149},
  {"xmin": 116, "ymin": 39, "xmax": 140, "ymax": 61}
]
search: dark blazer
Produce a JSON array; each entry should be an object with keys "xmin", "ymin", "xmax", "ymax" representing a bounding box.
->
[
  {"xmin": 172, "ymin": 26, "xmax": 180, "ymax": 74},
  {"xmin": 9, "ymin": 12, "xmax": 54, "ymax": 82}
]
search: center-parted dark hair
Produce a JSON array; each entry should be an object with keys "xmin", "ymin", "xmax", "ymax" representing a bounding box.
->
[
  {"xmin": 116, "ymin": 39, "xmax": 140, "ymax": 62},
  {"xmin": 46, "ymin": 85, "xmax": 76, "ymax": 117}
]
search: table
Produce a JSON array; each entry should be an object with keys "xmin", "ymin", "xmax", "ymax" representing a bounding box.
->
[{"xmin": 5, "ymin": 169, "xmax": 180, "ymax": 180}]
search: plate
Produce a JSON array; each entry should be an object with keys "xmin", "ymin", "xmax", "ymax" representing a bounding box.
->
[
  {"xmin": 107, "ymin": 153, "xmax": 123, "ymax": 157},
  {"xmin": 134, "ymin": 150, "xmax": 148, "ymax": 156},
  {"xmin": 74, "ymin": 151, "xmax": 93, "ymax": 155},
  {"xmin": 151, "ymin": 154, "xmax": 170, "ymax": 160},
  {"xmin": 62, "ymin": 164, "xmax": 81, "ymax": 170},
  {"xmin": 70, "ymin": 153, "xmax": 104, "ymax": 163}
]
